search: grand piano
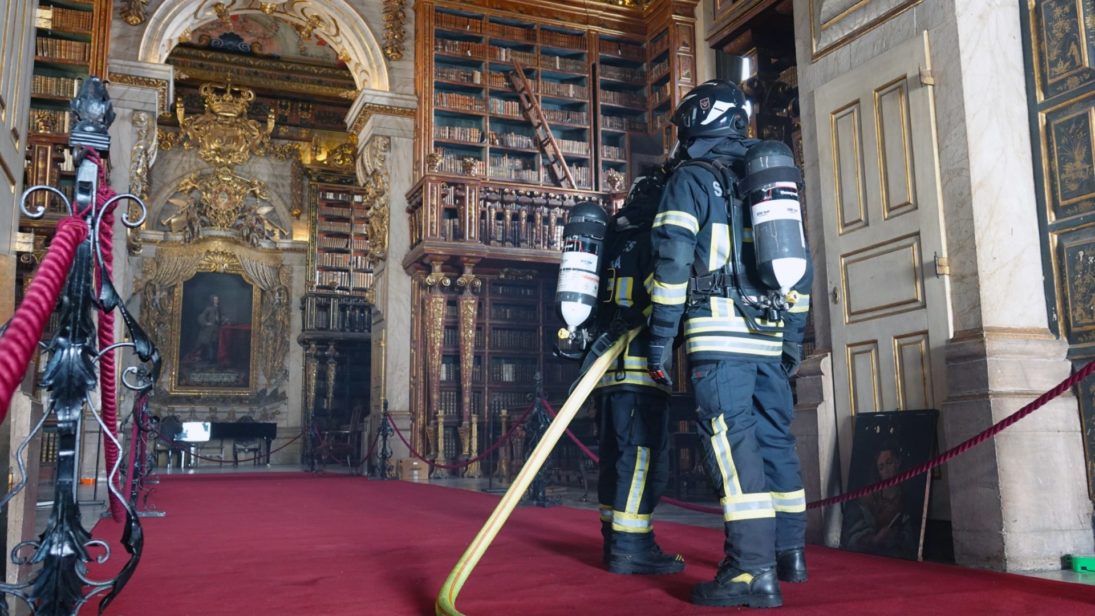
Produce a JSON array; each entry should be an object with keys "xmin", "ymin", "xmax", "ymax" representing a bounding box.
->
[
  {"xmin": 176, "ymin": 421, "xmax": 277, "ymax": 466},
  {"xmin": 210, "ymin": 421, "xmax": 277, "ymax": 465}
]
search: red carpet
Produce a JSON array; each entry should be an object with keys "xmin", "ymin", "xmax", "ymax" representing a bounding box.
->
[{"xmin": 90, "ymin": 474, "xmax": 1095, "ymax": 615}]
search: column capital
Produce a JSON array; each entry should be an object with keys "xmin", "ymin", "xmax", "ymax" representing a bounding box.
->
[
  {"xmin": 107, "ymin": 59, "xmax": 175, "ymax": 116},
  {"xmin": 346, "ymin": 88, "xmax": 416, "ymax": 143}
]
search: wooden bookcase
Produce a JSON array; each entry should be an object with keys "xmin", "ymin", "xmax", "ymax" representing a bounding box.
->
[
  {"xmin": 427, "ymin": 272, "xmax": 580, "ymax": 464},
  {"xmin": 595, "ymin": 36, "xmax": 647, "ymax": 192},
  {"xmin": 408, "ymin": 0, "xmax": 698, "ymax": 475},
  {"xmin": 643, "ymin": 1, "xmax": 699, "ymax": 153},
  {"xmin": 301, "ymin": 176, "xmax": 374, "ymax": 465},
  {"xmin": 24, "ymin": 0, "xmax": 108, "ymax": 225},
  {"xmin": 424, "ymin": 4, "xmax": 646, "ymax": 192},
  {"xmin": 309, "ymin": 183, "xmax": 373, "ymax": 295}
]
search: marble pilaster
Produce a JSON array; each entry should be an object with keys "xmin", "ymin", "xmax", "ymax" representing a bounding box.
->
[
  {"xmin": 349, "ymin": 89, "xmax": 416, "ymax": 462},
  {"xmin": 790, "ymin": 353, "xmax": 839, "ymax": 546},
  {"xmin": 942, "ymin": 330, "xmax": 1091, "ymax": 570}
]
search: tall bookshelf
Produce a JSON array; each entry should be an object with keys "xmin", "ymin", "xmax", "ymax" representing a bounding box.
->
[
  {"xmin": 644, "ymin": 2, "xmax": 699, "ymax": 154},
  {"xmin": 310, "ymin": 183, "xmax": 373, "ymax": 295},
  {"xmin": 24, "ymin": 0, "xmax": 107, "ymax": 225},
  {"xmin": 301, "ymin": 178, "xmax": 374, "ymax": 466},
  {"xmin": 595, "ymin": 36, "xmax": 647, "ymax": 192},
  {"xmin": 429, "ymin": 272, "xmax": 580, "ymax": 464},
  {"xmin": 426, "ymin": 6, "xmax": 641, "ymax": 192},
  {"xmin": 409, "ymin": 0, "xmax": 698, "ymax": 476}
]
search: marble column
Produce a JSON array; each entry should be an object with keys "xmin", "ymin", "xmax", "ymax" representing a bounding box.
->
[
  {"xmin": 349, "ymin": 89, "xmax": 417, "ymax": 464},
  {"xmin": 935, "ymin": 0, "xmax": 1092, "ymax": 571}
]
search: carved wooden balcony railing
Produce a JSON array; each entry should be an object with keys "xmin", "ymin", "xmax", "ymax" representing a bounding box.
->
[{"xmin": 404, "ymin": 175, "xmax": 612, "ymax": 266}]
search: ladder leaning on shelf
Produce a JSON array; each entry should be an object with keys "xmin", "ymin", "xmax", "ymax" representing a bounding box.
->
[{"xmin": 507, "ymin": 60, "xmax": 576, "ymax": 190}]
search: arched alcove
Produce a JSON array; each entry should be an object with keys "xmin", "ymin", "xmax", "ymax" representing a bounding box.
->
[{"xmin": 138, "ymin": 0, "xmax": 388, "ymax": 92}]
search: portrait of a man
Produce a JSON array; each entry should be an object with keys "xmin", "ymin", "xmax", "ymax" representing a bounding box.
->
[
  {"xmin": 839, "ymin": 409, "xmax": 938, "ymax": 561},
  {"xmin": 175, "ymin": 271, "xmax": 257, "ymax": 392}
]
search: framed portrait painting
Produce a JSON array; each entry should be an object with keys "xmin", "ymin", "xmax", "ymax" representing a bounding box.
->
[
  {"xmin": 170, "ymin": 270, "xmax": 261, "ymax": 395},
  {"xmin": 839, "ymin": 409, "xmax": 938, "ymax": 561}
]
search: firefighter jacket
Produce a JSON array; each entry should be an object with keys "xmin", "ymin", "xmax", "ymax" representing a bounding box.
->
[
  {"xmin": 648, "ymin": 143, "xmax": 812, "ymax": 363},
  {"xmin": 593, "ymin": 219, "xmax": 671, "ymax": 395}
]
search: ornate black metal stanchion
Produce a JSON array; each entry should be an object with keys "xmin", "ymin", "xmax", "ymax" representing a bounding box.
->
[
  {"xmin": 522, "ymin": 373, "xmax": 558, "ymax": 508},
  {"xmin": 377, "ymin": 399, "xmax": 393, "ymax": 479},
  {"xmin": 0, "ymin": 77, "xmax": 160, "ymax": 615}
]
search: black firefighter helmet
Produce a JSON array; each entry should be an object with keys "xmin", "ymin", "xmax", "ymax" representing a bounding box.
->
[{"xmin": 671, "ymin": 79, "xmax": 751, "ymax": 143}]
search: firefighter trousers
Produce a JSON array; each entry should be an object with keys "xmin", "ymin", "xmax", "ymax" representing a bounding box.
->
[
  {"xmin": 690, "ymin": 358, "xmax": 807, "ymax": 571},
  {"xmin": 596, "ymin": 390, "xmax": 671, "ymax": 534}
]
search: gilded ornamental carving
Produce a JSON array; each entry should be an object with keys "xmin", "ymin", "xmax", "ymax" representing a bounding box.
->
[
  {"xmin": 383, "ymin": 0, "xmax": 408, "ymax": 62},
  {"xmin": 157, "ymin": 81, "xmax": 289, "ymax": 247}
]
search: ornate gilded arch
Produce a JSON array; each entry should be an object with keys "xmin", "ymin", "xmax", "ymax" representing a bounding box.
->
[{"xmin": 137, "ymin": 0, "xmax": 390, "ymax": 91}]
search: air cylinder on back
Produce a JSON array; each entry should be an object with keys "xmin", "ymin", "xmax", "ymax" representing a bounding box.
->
[
  {"xmin": 740, "ymin": 140, "xmax": 807, "ymax": 294},
  {"xmin": 555, "ymin": 201, "xmax": 609, "ymax": 333}
]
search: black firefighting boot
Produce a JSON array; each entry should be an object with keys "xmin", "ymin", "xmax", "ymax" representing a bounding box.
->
[
  {"xmin": 606, "ymin": 530, "xmax": 685, "ymax": 575},
  {"xmin": 776, "ymin": 548, "xmax": 807, "ymax": 583},
  {"xmin": 691, "ymin": 564, "xmax": 782, "ymax": 608},
  {"xmin": 600, "ymin": 520, "xmax": 612, "ymax": 566}
]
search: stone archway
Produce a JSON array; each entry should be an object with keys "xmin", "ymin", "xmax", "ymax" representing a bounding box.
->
[{"xmin": 137, "ymin": 0, "xmax": 389, "ymax": 92}]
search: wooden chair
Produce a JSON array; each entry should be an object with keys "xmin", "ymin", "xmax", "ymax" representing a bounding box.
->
[{"xmin": 232, "ymin": 416, "xmax": 263, "ymax": 467}]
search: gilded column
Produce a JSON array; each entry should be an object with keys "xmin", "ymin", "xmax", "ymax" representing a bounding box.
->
[
  {"xmin": 303, "ymin": 342, "xmax": 319, "ymax": 460},
  {"xmin": 410, "ymin": 269, "xmax": 426, "ymax": 454},
  {"xmin": 423, "ymin": 260, "xmax": 450, "ymax": 465},
  {"xmin": 496, "ymin": 409, "xmax": 510, "ymax": 483},
  {"xmin": 456, "ymin": 260, "xmax": 481, "ymax": 474},
  {"xmin": 467, "ymin": 412, "xmax": 481, "ymax": 479},
  {"xmin": 324, "ymin": 343, "xmax": 338, "ymax": 413}
]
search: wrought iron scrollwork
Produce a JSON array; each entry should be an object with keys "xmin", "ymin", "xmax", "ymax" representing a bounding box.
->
[{"xmin": 0, "ymin": 77, "xmax": 160, "ymax": 615}]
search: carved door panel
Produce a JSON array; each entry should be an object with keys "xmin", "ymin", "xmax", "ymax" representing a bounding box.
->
[
  {"xmin": 0, "ymin": 0, "xmax": 35, "ymax": 248},
  {"xmin": 813, "ymin": 32, "xmax": 953, "ymax": 475},
  {"xmin": 1021, "ymin": 0, "xmax": 1095, "ymax": 495}
]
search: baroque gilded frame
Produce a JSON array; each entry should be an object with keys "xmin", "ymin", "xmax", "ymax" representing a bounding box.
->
[
  {"xmin": 140, "ymin": 237, "xmax": 291, "ymax": 398},
  {"xmin": 168, "ymin": 254, "xmax": 262, "ymax": 395}
]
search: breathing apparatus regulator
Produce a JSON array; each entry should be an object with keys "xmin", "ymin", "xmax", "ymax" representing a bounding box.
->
[
  {"xmin": 554, "ymin": 201, "xmax": 609, "ymax": 360},
  {"xmin": 737, "ymin": 139, "xmax": 808, "ymax": 323}
]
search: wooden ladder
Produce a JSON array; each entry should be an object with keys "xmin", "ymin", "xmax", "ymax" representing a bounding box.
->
[{"xmin": 507, "ymin": 60, "xmax": 576, "ymax": 190}]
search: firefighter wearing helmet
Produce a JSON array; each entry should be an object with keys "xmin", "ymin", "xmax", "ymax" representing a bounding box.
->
[{"xmin": 646, "ymin": 79, "xmax": 814, "ymax": 608}]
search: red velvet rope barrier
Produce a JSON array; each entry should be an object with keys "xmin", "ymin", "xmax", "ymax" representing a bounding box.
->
[
  {"xmin": 539, "ymin": 400, "xmax": 722, "ymax": 515},
  {"xmin": 387, "ymin": 402, "xmax": 538, "ymax": 470},
  {"xmin": 542, "ymin": 358, "xmax": 1095, "ymax": 515},
  {"xmin": 808, "ymin": 357, "xmax": 1095, "ymax": 510},
  {"xmin": 0, "ymin": 217, "xmax": 88, "ymax": 420},
  {"xmin": 181, "ymin": 430, "xmax": 305, "ymax": 464},
  {"xmin": 87, "ymin": 151, "xmax": 123, "ymax": 521}
]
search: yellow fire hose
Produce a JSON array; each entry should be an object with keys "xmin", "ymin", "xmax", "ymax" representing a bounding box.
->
[{"xmin": 435, "ymin": 329, "xmax": 636, "ymax": 616}]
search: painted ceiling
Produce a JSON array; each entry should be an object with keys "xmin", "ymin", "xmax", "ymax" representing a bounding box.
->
[{"xmin": 188, "ymin": 13, "xmax": 341, "ymax": 66}]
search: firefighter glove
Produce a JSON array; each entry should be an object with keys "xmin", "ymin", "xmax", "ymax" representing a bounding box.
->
[
  {"xmin": 781, "ymin": 340, "xmax": 802, "ymax": 378},
  {"xmin": 647, "ymin": 337, "xmax": 674, "ymax": 387}
]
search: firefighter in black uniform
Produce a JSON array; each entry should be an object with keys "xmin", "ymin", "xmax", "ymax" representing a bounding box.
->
[
  {"xmin": 588, "ymin": 169, "xmax": 685, "ymax": 576},
  {"xmin": 646, "ymin": 79, "xmax": 813, "ymax": 608}
]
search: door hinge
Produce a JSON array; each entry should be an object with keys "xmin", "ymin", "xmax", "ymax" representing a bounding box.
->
[
  {"xmin": 934, "ymin": 253, "xmax": 950, "ymax": 277},
  {"xmin": 919, "ymin": 66, "xmax": 935, "ymax": 86}
]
